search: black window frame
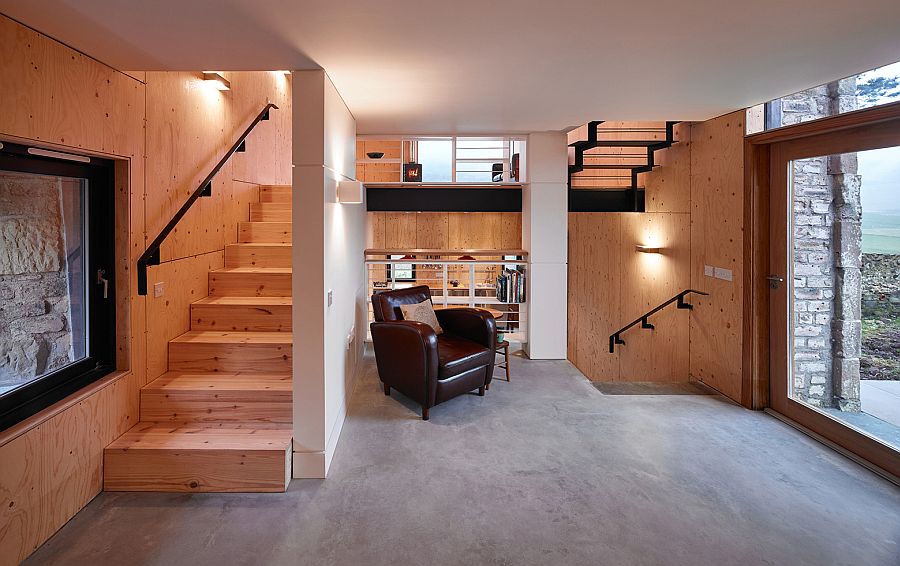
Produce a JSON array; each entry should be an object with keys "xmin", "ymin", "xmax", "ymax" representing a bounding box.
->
[{"xmin": 0, "ymin": 141, "xmax": 117, "ymax": 431}]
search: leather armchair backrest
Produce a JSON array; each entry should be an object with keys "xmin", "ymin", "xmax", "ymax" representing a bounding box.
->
[{"xmin": 371, "ymin": 285, "xmax": 432, "ymax": 322}]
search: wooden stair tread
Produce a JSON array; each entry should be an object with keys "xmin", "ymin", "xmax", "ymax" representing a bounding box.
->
[
  {"xmin": 107, "ymin": 422, "xmax": 293, "ymax": 451},
  {"xmin": 145, "ymin": 372, "xmax": 292, "ymax": 392},
  {"xmin": 192, "ymin": 296, "xmax": 292, "ymax": 306},
  {"xmin": 170, "ymin": 330, "xmax": 293, "ymax": 344}
]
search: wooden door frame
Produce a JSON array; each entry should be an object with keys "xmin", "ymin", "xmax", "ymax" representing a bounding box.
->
[{"xmin": 743, "ymin": 101, "xmax": 900, "ymax": 476}]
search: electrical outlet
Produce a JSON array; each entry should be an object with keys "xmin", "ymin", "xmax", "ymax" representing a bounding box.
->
[
  {"xmin": 153, "ymin": 282, "xmax": 165, "ymax": 297},
  {"xmin": 327, "ymin": 289, "xmax": 333, "ymax": 307},
  {"xmin": 714, "ymin": 267, "xmax": 733, "ymax": 281},
  {"xmin": 704, "ymin": 265, "xmax": 714, "ymax": 277}
]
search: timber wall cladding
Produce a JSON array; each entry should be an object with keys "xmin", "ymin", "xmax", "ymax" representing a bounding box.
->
[
  {"xmin": 567, "ymin": 123, "xmax": 692, "ymax": 383},
  {"xmin": 369, "ymin": 212, "xmax": 522, "ymax": 249},
  {"xmin": 689, "ymin": 112, "xmax": 745, "ymax": 401},
  {"xmin": 0, "ymin": 14, "xmax": 145, "ymax": 565}
]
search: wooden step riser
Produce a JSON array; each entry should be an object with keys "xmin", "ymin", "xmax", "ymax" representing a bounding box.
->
[
  {"xmin": 104, "ymin": 448, "xmax": 290, "ymax": 492},
  {"xmin": 258, "ymin": 186, "xmax": 292, "ymax": 203},
  {"xmin": 225, "ymin": 245, "xmax": 292, "ymax": 268},
  {"xmin": 209, "ymin": 272, "xmax": 292, "ymax": 297},
  {"xmin": 169, "ymin": 342, "xmax": 292, "ymax": 373},
  {"xmin": 250, "ymin": 203, "xmax": 292, "ymax": 222},
  {"xmin": 191, "ymin": 303, "xmax": 292, "ymax": 332},
  {"xmin": 140, "ymin": 391, "xmax": 292, "ymax": 424},
  {"xmin": 239, "ymin": 222, "xmax": 292, "ymax": 244}
]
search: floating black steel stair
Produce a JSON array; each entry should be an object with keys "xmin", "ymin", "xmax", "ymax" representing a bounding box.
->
[{"xmin": 568, "ymin": 121, "xmax": 679, "ymax": 212}]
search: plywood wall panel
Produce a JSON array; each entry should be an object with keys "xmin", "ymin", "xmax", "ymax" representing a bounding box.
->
[
  {"xmin": 617, "ymin": 213, "xmax": 691, "ymax": 381},
  {"xmin": 641, "ymin": 123, "xmax": 692, "ymax": 213},
  {"xmin": 567, "ymin": 214, "xmax": 622, "ymax": 381},
  {"xmin": 144, "ymin": 72, "xmax": 228, "ymax": 262},
  {"xmin": 41, "ymin": 395, "xmax": 104, "ymax": 536},
  {"xmin": 415, "ymin": 212, "xmax": 449, "ymax": 248},
  {"xmin": 146, "ymin": 251, "xmax": 225, "ymax": 381},
  {"xmin": 0, "ymin": 16, "xmax": 143, "ymax": 158},
  {"xmin": 230, "ymin": 72, "xmax": 292, "ymax": 186},
  {"xmin": 383, "ymin": 212, "xmax": 417, "ymax": 248},
  {"xmin": 0, "ymin": 426, "xmax": 46, "ymax": 566},
  {"xmin": 689, "ymin": 112, "xmax": 745, "ymax": 402}
]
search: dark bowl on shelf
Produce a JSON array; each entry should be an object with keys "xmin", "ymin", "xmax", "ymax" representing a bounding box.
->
[{"xmin": 366, "ymin": 151, "xmax": 385, "ymax": 159}]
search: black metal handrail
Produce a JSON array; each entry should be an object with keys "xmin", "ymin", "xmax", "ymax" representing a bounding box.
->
[
  {"xmin": 137, "ymin": 103, "xmax": 278, "ymax": 295},
  {"xmin": 608, "ymin": 289, "xmax": 709, "ymax": 353}
]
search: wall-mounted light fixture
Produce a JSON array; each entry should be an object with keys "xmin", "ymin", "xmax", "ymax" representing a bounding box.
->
[
  {"xmin": 636, "ymin": 245, "xmax": 661, "ymax": 254},
  {"xmin": 337, "ymin": 180, "xmax": 364, "ymax": 204},
  {"xmin": 276, "ymin": 70, "xmax": 291, "ymax": 76},
  {"xmin": 202, "ymin": 72, "xmax": 230, "ymax": 91}
]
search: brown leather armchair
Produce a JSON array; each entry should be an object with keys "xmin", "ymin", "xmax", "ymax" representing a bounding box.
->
[{"xmin": 370, "ymin": 286, "xmax": 496, "ymax": 420}]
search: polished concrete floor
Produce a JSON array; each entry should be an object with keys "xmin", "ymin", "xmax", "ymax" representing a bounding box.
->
[{"xmin": 26, "ymin": 357, "xmax": 900, "ymax": 566}]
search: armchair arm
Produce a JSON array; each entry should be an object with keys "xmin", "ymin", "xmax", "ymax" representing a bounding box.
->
[
  {"xmin": 435, "ymin": 308, "xmax": 497, "ymax": 349},
  {"xmin": 370, "ymin": 321, "xmax": 439, "ymax": 408}
]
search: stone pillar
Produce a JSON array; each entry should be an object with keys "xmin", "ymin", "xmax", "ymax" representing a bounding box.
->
[{"xmin": 783, "ymin": 78, "xmax": 862, "ymax": 411}]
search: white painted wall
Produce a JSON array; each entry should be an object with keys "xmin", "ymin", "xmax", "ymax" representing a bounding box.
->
[
  {"xmin": 292, "ymin": 70, "xmax": 367, "ymax": 478},
  {"xmin": 523, "ymin": 132, "xmax": 568, "ymax": 359}
]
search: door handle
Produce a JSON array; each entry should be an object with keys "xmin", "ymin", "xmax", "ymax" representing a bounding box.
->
[
  {"xmin": 766, "ymin": 275, "xmax": 784, "ymax": 289},
  {"xmin": 96, "ymin": 269, "xmax": 109, "ymax": 299}
]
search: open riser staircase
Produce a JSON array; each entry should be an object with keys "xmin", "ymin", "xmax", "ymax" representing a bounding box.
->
[
  {"xmin": 104, "ymin": 185, "xmax": 294, "ymax": 493},
  {"xmin": 568, "ymin": 120, "xmax": 679, "ymax": 212}
]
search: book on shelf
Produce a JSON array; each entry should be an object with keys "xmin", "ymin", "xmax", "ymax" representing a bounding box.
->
[{"xmin": 496, "ymin": 268, "xmax": 525, "ymax": 303}]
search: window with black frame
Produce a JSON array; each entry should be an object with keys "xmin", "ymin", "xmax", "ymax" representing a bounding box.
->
[{"xmin": 0, "ymin": 142, "xmax": 116, "ymax": 431}]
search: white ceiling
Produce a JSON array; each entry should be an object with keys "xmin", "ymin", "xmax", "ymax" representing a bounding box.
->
[{"xmin": 3, "ymin": 0, "xmax": 900, "ymax": 134}]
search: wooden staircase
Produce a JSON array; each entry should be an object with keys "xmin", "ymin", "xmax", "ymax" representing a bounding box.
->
[
  {"xmin": 567, "ymin": 120, "xmax": 679, "ymax": 212},
  {"xmin": 105, "ymin": 185, "xmax": 294, "ymax": 493}
]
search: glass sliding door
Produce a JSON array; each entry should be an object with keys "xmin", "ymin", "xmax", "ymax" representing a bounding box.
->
[{"xmin": 768, "ymin": 118, "xmax": 900, "ymax": 475}]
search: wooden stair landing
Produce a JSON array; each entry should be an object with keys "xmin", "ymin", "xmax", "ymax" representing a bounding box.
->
[{"xmin": 105, "ymin": 184, "xmax": 294, "ymax": 493}]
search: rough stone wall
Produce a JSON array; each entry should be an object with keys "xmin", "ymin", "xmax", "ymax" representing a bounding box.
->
[
  {"xmin": 862, "ymin": 254, "xmax": 900, "ymax": 319},
  {"xmin": 785, "ymin": 78, "xmax": 862, "ymax": 410},
  {"xmin": 0, "ymin": 172, "xmax": 74, "ymax": 392}
]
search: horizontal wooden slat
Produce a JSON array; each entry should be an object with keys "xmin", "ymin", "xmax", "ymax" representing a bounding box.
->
[
  {"xmin": 239, "ymin": 221, "xmax": 292, "ymax": 243},
  {"xmin": 224, "ymin": 243, "xmax": 292, "ymax": 268},
  {"xmin": 250, "ymin": 202, "xmax": 291, "ymax": 221},
  {"xmin": 168, "ymin": 331, "xmax": 292, "ymax": 373},
  {"xmin": 191, "ymin": 296, "xmax": 291, "ymax": 332},
  {"xmin": 257, "ymin": 185, "xmax": 292, "ymax": 203},
  {"xmin": 208, "ymin": 267, "xmax": 292, "ymax": 297}
]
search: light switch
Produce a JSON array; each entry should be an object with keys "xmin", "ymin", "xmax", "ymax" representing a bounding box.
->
[
  {"xmin": 704, "ymin": 265, "xmax": 714, "ymax": 277},
  {"xmin": 714, "ymin": 267, "xmax": 733, "ymax": 281},
  {"xmin": 327, "ymin": 289, "xmax": 333, "ymax": 307},
  {"xmin": 153, "ymin": 282, "xmax": 165, "ymax": 297}
]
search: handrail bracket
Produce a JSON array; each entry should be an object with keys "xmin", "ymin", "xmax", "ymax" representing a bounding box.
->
[{"xmin": 608, "ymin": 289, "xmax": 708, "ymax": 353}]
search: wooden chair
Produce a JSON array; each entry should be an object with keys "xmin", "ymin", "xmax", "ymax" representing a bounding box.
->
[{"xmin": 494, "ymin": 340, "xmax": 510, "ymax": 383}]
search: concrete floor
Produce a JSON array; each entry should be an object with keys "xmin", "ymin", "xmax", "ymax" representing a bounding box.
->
[
  {"xmin": 25, "ymin": 357, "xmax": 900, "ymax": 566},
  {"xmin": 862, "ymin": 380, "xmax": 900, "ymax": 427}
]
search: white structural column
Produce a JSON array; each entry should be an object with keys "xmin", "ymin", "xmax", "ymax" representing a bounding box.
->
[
  {"xmin": 522, "ymin": 132, "xmax": 568, "ymax": 359},
  {"xmin": 291, "ymin": 70, "xmax": 366, "ymax": 478}
]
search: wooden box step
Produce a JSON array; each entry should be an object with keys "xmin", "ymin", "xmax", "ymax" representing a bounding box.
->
[
  {"xmin": 258, "ymin": 185, "xmax": 292, "ymax": 203},
  {"xmin": 250, "ymin": 202, "xmax": 291, "ymax": 222},
  {"xmin": 141, "ymin": 372, "xmax": 292, "ymax": 424},
  {"xmin": 239, "ymin": 221, "xmax": 292, "ymax": 244},
  {"xmin": 168, "ymin": 331, "xmax": 292, "ymax": 373},
  {"xmin": 191, "ymin": 296, "xmax": 292, "ymax": 332},
  {"xmin": 225, "ymin": 243, "xmax": 291, "ymax": 268},
  {"xmin": 209, "ymin": 267, "xmax": 291, "ymax": 297},
  {"xmin": 104, "ymin": 422, "xmax": 292, "ymax": 492}
]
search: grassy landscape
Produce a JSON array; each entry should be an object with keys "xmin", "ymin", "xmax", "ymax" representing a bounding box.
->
[{"xmin": 862, "ymin": 210, "xmax": 900, "ymax": 254}]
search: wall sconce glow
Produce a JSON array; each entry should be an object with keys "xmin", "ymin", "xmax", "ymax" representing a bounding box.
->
[
  {"xmin": 202, "ymin": 72, "xmax": 230, "ymax": 91},
  {"xmin": 636, "ymin": 245, "xmax": 662, "ymax": 254},
  {"xmin": 337, "ymin": 180, "xmax": 364, "ymax": 204},
  {"xmin": 277, "ymin": 70, "xmax": 291, "ymax": 76}
]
